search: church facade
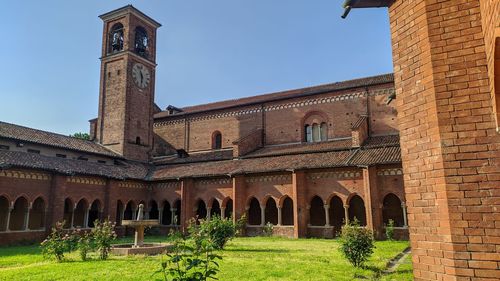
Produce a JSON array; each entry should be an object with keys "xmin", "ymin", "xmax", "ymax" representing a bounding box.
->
[{"xmin": 0, "ymin": 5, "xmax": 407, "ymax": 245}]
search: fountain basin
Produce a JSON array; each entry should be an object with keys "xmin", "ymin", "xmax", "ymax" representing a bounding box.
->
[
  {"xmin": 111, "ymin": 243, "xmax": 172, "ymax": 256},
  {"xmin": 122, "ymin": 220, "xmax": 160, "ymax": 227}
]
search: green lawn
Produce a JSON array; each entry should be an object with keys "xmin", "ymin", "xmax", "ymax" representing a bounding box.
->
[{"xmin": 0, "ymin": 236, "xmax": 412, "ymax": 281}]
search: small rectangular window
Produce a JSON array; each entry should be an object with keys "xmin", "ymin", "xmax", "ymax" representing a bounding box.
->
[
  {"xmin": 56, "ymin": 154, "xmax": 67, "ymax": 158},
  {"xmin": 98, "ymin": 160, "xmax": 106, "ymax": 164},
  {"xmin": 27, "ymin": 149, "xmax": 40, "ymax": 154},
  {"xmin": 0, "ymin": 145, "xmax": 9, "ymax": 150},
  {"xmin": 78, "ymin": 156, "xmax": 88, "ymax": 161}
]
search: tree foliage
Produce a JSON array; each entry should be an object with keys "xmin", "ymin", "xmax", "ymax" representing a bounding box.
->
[
  {"xmin": 338, "ymin": 218, "xmax": 375, "ymax": 268},
  {"xmin": 70, "ymin": 132, "xmax": 91, "ymax": 140}
]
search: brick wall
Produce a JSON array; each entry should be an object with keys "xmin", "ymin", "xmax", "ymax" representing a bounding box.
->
[{"xmin": 389, "ymin": 0, "xmax": 500, "ymax": 280}]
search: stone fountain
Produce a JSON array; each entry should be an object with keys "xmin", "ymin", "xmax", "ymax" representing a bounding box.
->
[{"xmin": 111, "ymin": 204, "xmax": 170, "ymax": 255}]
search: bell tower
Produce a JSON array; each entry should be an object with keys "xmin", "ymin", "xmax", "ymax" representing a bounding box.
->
[{"xmin": 95, "ymin": 5, "xmax": 161, "ymax": 162}]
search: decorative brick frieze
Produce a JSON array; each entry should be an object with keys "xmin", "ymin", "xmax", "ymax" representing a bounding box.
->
[
  {"xmin": 196, "ymin": 178, "xmax": 232, "ymax": 186},
  {"xmin": 118, "ymin": 181, "xmax": 148, "ymax": 189},
  {"xmin": 66, "ymin": 177, "xmax": 106, "ymax": 185},
  {"xmin": 376, "ymin": 168, "xmax": 403, "ymax": 176},
  {"xmin": 0, "ymin": 170, "xmax": 51, "ymax": 181},
  {"xmin": 307, "ymin": 171, "xmax": 361, "ymax": 180},
  {"xmin": 155, "ymin": 181, "xmax": 180, "ymax": 189},
  {"xmin": 245, "ymin": 174, "xmax": 292, "ymax": 183}
]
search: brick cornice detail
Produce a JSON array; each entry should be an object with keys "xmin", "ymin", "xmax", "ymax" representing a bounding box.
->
[{"xmin": 0, "ymin": 170, "xmax": 51, "ymax": 181}]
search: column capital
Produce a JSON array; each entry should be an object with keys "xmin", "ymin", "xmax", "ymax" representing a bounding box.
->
[
  {"xmin": 343, "ymin": 204, "xmax": 349, "ymax": 209},
  {"xmin": 401, "ymin": 202, "xmax": 406, "ymax": 208}
]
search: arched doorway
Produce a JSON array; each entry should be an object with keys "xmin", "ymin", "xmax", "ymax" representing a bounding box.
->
[
  {"xmin": 329, "ymin": 196, "xmax": 345, "ymax": 234},
  {"xmin": 281, "ymin": 197, "xmax": 294, "ymax": 226},
  {"xmin": 210, "ymin": 199, "xmax": 221, "ymax": 219},
  {"xmin": 29, "ymin": 197, "xmax": 45, "ymax": 230},
  {"xmin": 224, "ymin": 199, "xmax": 233, "ymax": 219},
  {"xmin": 73, "ymin": 199, "xmax": 88, "ymax": 228},
  {"xmin": 196, "ymin": 200, "xmax": 207, "ymax": 221},
  {"xmin": 124, "ymin": 201, "xmax": 136, "ymax": 220},
  {"xmin": 10, "ymin": 197, "xmax": 28, "ymax": 231},
  {"xmin": 0, "ymin": 196, "xmax": 9, "ymax": 231},
  {"xmin": 348, "ymin": 195, "xmax": 366, "ymax": 226},
  {"xmin": 247, "ymin": 197, "xmax": 261, "ymax": 225},
  {"xmin": 88, "ymin": 200, "xmax": 101, "ymax": 227},
  {"xmin": 149, "ymin": 200, "xmax": 159, "ymax": 220},
  {"xmin": 264, "ymin": 197, "xmax": 278, "ymax": 225},
  {"xmin": 173, "ymin": 200, "xmax": 181, "ymax": 225},
  {"xmin": 162, "ymin": 201, "xmax": 172, "ymax": 225},
  {"xmin": 382, "ymin": 194, "xmax": 404, "ymax": 227},
  {"xmin": 309, "ymin": 196, "xmax": 325, "ymax": 226}
]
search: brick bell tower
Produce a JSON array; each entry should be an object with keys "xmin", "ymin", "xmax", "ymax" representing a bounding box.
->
[{"xmin": 95, "ymin": 5, "xmax": 161, "ymax": 162}]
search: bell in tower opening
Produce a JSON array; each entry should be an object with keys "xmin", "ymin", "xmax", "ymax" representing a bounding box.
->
[
  {"xmin": 109, "ymin": 23, "xmax": 124, "ymax": 53},
  {"xmin": 134, "ymin": 26, "xmax": 148, "ymax": 57}
]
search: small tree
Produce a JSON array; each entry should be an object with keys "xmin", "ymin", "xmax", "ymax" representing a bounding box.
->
[
  {"xmin": 91, "ymin": 219, "xmax": 117, "ymax": 260},
  {"xmin": 78, "ymin": 231, "xmax": 94, "ymax": 261},
  {"xmin": 40, "ymin": 221, "xmax": 70, "ymax": 262},
  {"xmin": 385, "ymin": 219, "xmax": 395, "ymax": 241},
  {"xmin": 339, "ymin": 218, "xmax": 375, "ymax": 268},
  {"xmin": 189, "ymin": 215, "xmax": 244, "ymax": 250},
  {"xmin": 70, "ymin": 132, "xmax": 90, "ymax": 140}
]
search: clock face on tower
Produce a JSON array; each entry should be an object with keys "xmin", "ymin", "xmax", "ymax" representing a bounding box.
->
[{"xmin": 132, "ymin": 63, "xmax": 151, "ymax": 89}]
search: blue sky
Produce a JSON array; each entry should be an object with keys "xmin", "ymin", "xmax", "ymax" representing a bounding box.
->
[{"xmin": 0, "ymin": 1, "xmax": 392, "ymax": 135}]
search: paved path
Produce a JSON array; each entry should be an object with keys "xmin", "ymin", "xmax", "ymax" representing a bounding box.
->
[{"xmin": 383, "ymin": 247, "xmax": 411, "ymax": 274}]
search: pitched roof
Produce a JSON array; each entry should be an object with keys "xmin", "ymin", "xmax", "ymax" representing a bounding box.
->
[
  {"xmin": 154, "ymin": 73, "xmax": 394, "ymax": 118},
  {"xmin": 152, "ymin": 149, "xmax": 234, "ymax": 165},
  {"xmin": 0, "ymin": 150, "xmax": 150, "ymax": 180},
  {"xmin": 243, "ymin": 138, "xmax": 353, "ymax": 158},
  {"xmin": 0, "ymin": 121, "xmax": 121, "ymax": 158}
]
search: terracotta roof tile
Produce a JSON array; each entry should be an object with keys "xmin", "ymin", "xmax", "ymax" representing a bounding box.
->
[
  {"xmin": 243, "ymin": 138, "xmax": 352, "ymax": 158},
  {"xmin": 0, "ymin": 150, "xmax": 150, "ymax": 180},
  {"xmin": 155, "ymin": 73, "xmax": 394, "ymax": 118},
  {"xmin": 0, "ymin": 121, "xmax": 120, "ymax": 158},
  {"xmin": 349, "ymin": 146, "xmax": 401, "ymax": 166},
  {"xmin": 152, "ymin": 149, "xmax": 234, "ymax": 165}
]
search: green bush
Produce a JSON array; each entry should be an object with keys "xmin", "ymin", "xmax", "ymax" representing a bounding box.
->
[
  {"xmin": 385, "ymin": 219, "xmax": 395, "ymax": 241},
  {"xmin": 40, "ymin": 221, "xmax": 70, "ymax": 262},
  {"xmin": 262, "ymin": 222, "xmax": 273, "ymax": 237},
  {"xmin": 90, "ymin": 219, "xmax": 117, "ymax": 260},
  {"xmin": 77, "ymin": 231, "xmax": 94, "ymax": 261},
  {"xmin": 338, "ymin": 219, "xmax": 375, "ymax": 268},
  {"xmin": 189, "ymin": 215, "xmax": 244, "ymax": 250}
]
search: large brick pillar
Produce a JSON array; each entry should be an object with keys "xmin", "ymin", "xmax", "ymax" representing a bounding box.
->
[
  {"xmin": 388, "ymin": 0, "xmax": 500, "ymax": 280},
  {"xmin": 292, "ymin": 171, "xmax": 308, "ymax": 238},
  {"xmin": 180, "ymin": 178, "xmax": 194, "ymax": 232},
  {"xmin": 363, "ymin": 167, "xmax": 382, "ymax": 239},
  {"xmin": 46, "ymin": 174, "xmax": 66, "ymax": 231},
  {"xmin": 232, "ymin": 175, "xmax": 246, "ymax": 224}
]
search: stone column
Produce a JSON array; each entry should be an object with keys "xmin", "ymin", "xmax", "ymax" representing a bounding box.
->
[
  {"xmin": 207, "ymin": 207, "xmax": 212, "ymax": 221},
  {"xmin": 120, "ymin": 209, "xmax": 125, "ymax": 224},
  {"xmin": 343, "ymin": 205, "xmax": 349, "ymax": 224},
  {"xmin": 324, "ymin": 205, "xmax": 330, "ymax": 227},
  {"xmin": 5, "ymin": 207, "xmax": 13, "ymax": 232},
  {"xmin": 260, "ymin": 205, "xmax": 266, "ymax": 226},
  {"xmin": 132, "ymin": 207, "xmax": 137, "ymax": 220},
  {"xmin": 70, "ymin": 206, "xmax": 75, "ymax": 229},
  {"xmin": 24, "ymin": 206, "xmax": 31, "ymax": 231},
  {"xmin": 401, "ymin": 202, "xmax": 408, "ymax": 228},
  {"xmin": 84, "ymin": 208, "xmax": 90, "ymax": 228},
  {"xmin": 158, "ymin": 208, "xmax": 163, "ymax": 224},
  {"xmin": 221, "ymin": 207, "xmax": 226, "ymax": 219},
  {"xmin": 171, "ymin": 208, "xmax": 176, "ymax": 225},
  {"xmin": 277, "ymin": 207, "xmax": 282, "ymax": 226}
]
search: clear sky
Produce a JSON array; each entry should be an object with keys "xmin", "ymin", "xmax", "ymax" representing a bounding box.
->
[{"xmin": 0, "ymin": 1, "xmax": 392, "ymax": 135}]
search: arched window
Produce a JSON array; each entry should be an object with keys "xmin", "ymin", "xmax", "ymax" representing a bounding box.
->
[
  {"xmin": 63, "ymin": 198, "xmax": 73, "ymax": 229},
  {"xmin": 320, "ymin": 122, "xmax": 328, "ymax": 141},
  {"xmin": 247, "ymin": 197, "xmax": 261, "ymax": 226},
  {"xmin": 116, "ymin": 201, "xmax": 124, "ymax": 226},
  {"xmin": 196, "ymin": 200, "xmax": 207, "ymax": 221},
  {"xmin": 329, "ymin": 196, "xmax": 345, "ymax": 234},
  {"xmin": 312, "ymin": 123, "xmax": 320, "ymax": 142},
  {"xmin": 382, "ymin": 194, "xmax": 404, "ymax": 227},
  {"xmin": 162, "ymin": 201, "xmax": 172, "ymax": 225},
  {"xmin": 9, "ymin": 197, "xmax": 28, "ymax": 231},
  {"xmin": 309, "ymin": 196, "xmax": 325, "ymax": 226},
  {"xmin": 109, "ymin": 23, "xmax": 124, "ymax": 53},
  {"xmin": 212, "ymin": 131, "xmax": 222, "ymax": 149},
  {"xmin": 305, "ymin": 125, "xmax": 313, "ymax": 142},
  {"xmin": 134, "ymin": 26, "xmax": 148, "ymax": 57},
  {"xmin": 281, "ymin": 197, "xmax": 294, "ymax": 226},
  {"xmin": 348, "ymin": 195, "xmax": 366, "ymax": 226},
  {"xmin": 135, "ymin": 137, "xmax": 141, "ymax": 145},
  {"xmin": 264, "ymin": 197, "xmax": 278, "ymax": 225},
  {"xmin": 0, "ymin": 196, "xmax": 9, "ymax": 231},
  {"xmin": 149, "ymin": 200, "xmax": 159, "ymax": 220},
  {"xmin": 210, "ymin": 199, "xmax": 221, "ymax": 219},
  {"xmin": 29, "ymin": 197, "xmax": 45, "ymax": 230},
  {"xmin": 88, "ymin": 200, "xmax": 101, "ymax": 227},
  {"xmin": 224, "ymin": 199, "xmax": 233, "ymax": 219}
]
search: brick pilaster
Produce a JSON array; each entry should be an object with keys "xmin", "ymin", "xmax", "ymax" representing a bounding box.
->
[{"xmin": 292, "ymin": 171, "xmax": 308, "ymax": 238}]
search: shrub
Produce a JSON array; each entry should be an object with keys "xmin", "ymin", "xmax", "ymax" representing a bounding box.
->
[
  {"xmin": 189, "ymin": 215, "xmax": 244, "ymax": 250},
  {"xmin": 77, "ymin": 231, "xmax": 94, "ymax": 261},
  {"xmin": 385, "ymin": 219, "xmax": 395, "ymax": 241},
  {"xmin": 262, "ymin": 222, "xmax": 273, "ymax": 237},
  {"xmin": 154, "ymin": 230, "xmax": 222, "ymax": 281},
  {"xmin": 40, "ymin": 221, "xmax": 70, "ymax": 262},
  {"xmin": 338, "ymin": 219, "xmax": 375, "ymax": 268},
  {"xmin": 91, "ymin": 219, "xmax": 117, "ymax": 260}
]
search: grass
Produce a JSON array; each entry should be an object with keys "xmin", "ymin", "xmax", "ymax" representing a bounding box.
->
[{"xmin": 0, "ymin": 236, "xmax": 412, "ymax": 281}]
